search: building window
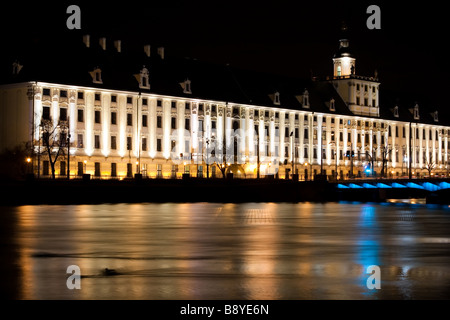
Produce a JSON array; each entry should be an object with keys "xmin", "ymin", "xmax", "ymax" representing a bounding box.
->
[
  {"xmin": 111, "ymin": 163, "xmax": 117, "ymax": 177},
  {"xmin": 171, "ymin": 165, "xmax": 177, "ymax": 178},
  {"xmin": 95, "ymin": 162, "xmax": 100, "ymax": 177},
  {"xmin": 211, "ymin": 120, "xmax": 216, "ymax": 129},
  {"xmin": 356, "ymin": 97, "xmax": 360, "ymax": 105},
  {"xmin": 182, "ymin": 79, "xmax": 192, "ymax": 94},
  {"xmin": 127, "ymin": 114, "xmax": 133, "ymax": 126},
  {"xmin": 142, "ymin": 115, "xmax": 148, "ymax": 127},
  {"xmin": 111, "ymin": 136, "xmax": 117, "ymax": 150},
  {"xmin": 127, "ymin": 97, "xmax": 132, "ymax": 104},
  {"xmin": 157, "ymin": 139, "xmax": 162, "ymax": 152},
  {"xmin": 43, "ymin": 88, "xmax": 51, "ymax": 96},
  {"xmin": 142, "ymin": 98, "xmax": 148, "ymax": 106},
  {"xmin": 364, "ymin": 98, "xmax": 368, "ymax": 106},
  {"xmin": 111, "ymin": 95, "xmax": 117, "ymax": 103},
  {"xmin": 414, "ymin": 104, "xmax": 420, "ymax": 120},
  {"xmin": 157, "ymin": 99, "xmax": 162, "ymax": 107},
  {"xmin": 171, "ymin": 117, "xmax": 177, "ymax": 129},
  {"xmin": 94, "ymin": 135, "xmax": 100, "ymax": 149},
  {"xmin": 95, "ymin": 94, "xmax": 101, "ymax": 101},
  {"xmin": 142, "ymin": 138, "xmax": 147, "ymax": 151},
  {"xmin": 157, "ymin": 164, "xmax": 162, "ymax": 178},
  {"xmin": 127, "ymin": 137, "xmax": 132, "ymax": 150},
  {"xmin": 60, "ymin": 90, "xmax": 67, "ymax": 98},
  {"xmin": 127, "ymin": 163, "xmax": 132, "ymax": 178},
  {"xmin": 60, "ymin": 108, "xmax": 67, "ymax": 121},
  {"xmin": 89, "ymin": 67, "xmax": 102, "ymax": 84},
  {"xmin": 157, "ymin": 116, "xmax": 162, "ymax": 128},
  {"xmin": 185, "ymin": 102, "xmax": 190, "ymax": 110},
  {"xmin": 111, "ymin": 112, "xmax": 117, "ymax": 125},
  {"xmin": 185, "ymin": 118, "xmax": 190, "ymax": 130},
  {"xmin": 329, "ymin": 98, "xmax": 335, "ymax": 111},
  {"xmin": 43, "ymin": 160, "xmax": 49, "ymax": 176},
  {"xmin": 274, "ymin": 92, "xmax": 280, "ymax": 105},
  {"xmin": 95, "ymin": 110, "xmax": 101, "ymax": 124},
  {"xmin": 77, "ymin": 134, "xmax": 83, "ymax": 148},
  {"xmin": 199, "ymin": 103, "xmax": 204, "ymax": 111},
  {"xmin": 42, "ymin": 106, "xmax": 50, "ymax": 120},
  {"xmin": 138, "ymin": 67, "xmax": 150, "ymax": 89},
  {"xmin": 78, "ymin": 109, "xmax": 84, "ymax": 122},
  {"xmin": 394, "ymin": 106, "xmax": 399, "ymax": 118},
  {"xmin": 77, "ymin": 92, "xmax": 84, "ymax": 100},
  {"xmin": 77, "ymin": 162, "xmax": 83, "ymax": 176},
  {"xmin": 171, "ymin": 101, "xmax": 177, "ymax": 109},
  {"xmin": 303, "ymin": 90, "xmax": 309, "ymax": 107}
]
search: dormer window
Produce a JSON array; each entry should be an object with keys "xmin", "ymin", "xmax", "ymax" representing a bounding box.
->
[
  {"xmin": 90, "ymin": 67, "xmax": 102, "ymax": 84},
  {"xmin": 12, "ymin": 61, "xmax": 23, "ymax": 75},
  {"xmin": 303, "ymin": 90, "xmax": 310, "ymax": 108},
  {"xmin": 413, "ymin": 104, "xmax": 420, "ymax": 120},
  {"xmin": 136, "ymin": 66, "xmax": 150, "ymax": 90},
  {"xmin": 274, "ymin": 92, "xmax": 280, "ymax": 105},
  {"xmin": 393, "ymin": 106, "xmax": 399, "ymax": 118},
  {"xmin": 180, "ymin": 79, "xmax": 192, "ymax": 94},
  {"xmin": 329, "ymin": 98, "xmax": 335, "ymax": 111}
]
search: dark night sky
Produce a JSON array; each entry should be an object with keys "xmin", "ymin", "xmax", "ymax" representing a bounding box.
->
[{"xmin": 1, "ymin": 0, "xmax": 449, "ymax": 109}]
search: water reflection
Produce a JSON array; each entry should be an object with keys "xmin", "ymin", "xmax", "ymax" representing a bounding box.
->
[{"xmin": 1, "ymin": 202, "xmax": 450, "ymax": 299}]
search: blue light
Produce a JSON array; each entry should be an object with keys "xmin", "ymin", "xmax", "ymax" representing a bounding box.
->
[
  {"xmin": 406, "ymin": 182, "xmax": 424, "ymax": 189},
  {"xmin": 439, "ymin": 182, "xmax": 450, "ymax": 190},
  {"xmin": 392, "ymin": 182, "xmax": 407, "ymax": 188},
  {"xmin": 423, "ymin": 182, "xmax": 440, "ymax": 192},
  {"xmin": 349, "ymin": 183, "xmax": 363, "ymax": 189},
  {"xmin": 337, "ymin": 184, "xmax": 349, "ymax": 189},
  {"xmin": 362, "ymin": 183, "xmax": 377, "ymax": 189},
  {"xmin": 376, "ymin": 183, "xmax": 392, "ymax": 188}
]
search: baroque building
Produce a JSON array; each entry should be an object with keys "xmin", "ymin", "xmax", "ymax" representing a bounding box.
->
[{"xmin": 0, "ymin": 34, "xmax": 448, "ymax": 180}]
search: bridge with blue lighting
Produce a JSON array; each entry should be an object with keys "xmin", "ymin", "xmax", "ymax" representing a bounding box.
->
[
  {"xmin": 329, "ymin": 178, "xmax": 450, "ymax": 203},
  {"xmin": 335, "ymin": 179, "xmax": 450, "ymax": 192}
]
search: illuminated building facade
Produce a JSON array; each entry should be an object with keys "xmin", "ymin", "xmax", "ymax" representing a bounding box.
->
[{"xmin": 1, "ymin": 35, "xmax": 448, "ymax": 179}]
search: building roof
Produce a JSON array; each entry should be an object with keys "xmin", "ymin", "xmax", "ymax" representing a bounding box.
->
[{"xmin": 1, "ymin": 33, "xmax": 446, "ymax": 126}]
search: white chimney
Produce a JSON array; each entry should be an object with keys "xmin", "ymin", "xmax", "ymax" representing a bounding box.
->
[
  {"xmin": 158, "ymin": 47, "xmax": 165, "ymax": 59},
  {"xmin": 99, "ymin": 37, "xmax": 107, "ymax": 50},
  {"xmin": 114, "ymin": 40, "xmax": 122, "ymax": 53},
  {"xmin": 83, "ymin": 34, "xmax": 90, "ymax": 48},
  {"xmin": 144, "ymin": 45, "xmax": 151, "ymax": 57}
]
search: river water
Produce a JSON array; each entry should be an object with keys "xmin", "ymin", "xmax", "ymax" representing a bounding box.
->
[{"xmin": 1, "ymin": 201, "xmax": 450, "ymax": 300}]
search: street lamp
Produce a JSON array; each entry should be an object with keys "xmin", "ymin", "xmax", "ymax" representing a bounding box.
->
[
  {"xmin": 206, "ymin": 138, "xmax": 210, "ymax": 179},
  {"xmin": 290, "ymin": 131, "xmax": 294, "ymax": 179}
]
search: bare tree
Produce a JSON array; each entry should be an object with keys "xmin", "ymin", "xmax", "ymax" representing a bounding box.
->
[
  {"xmin": 380, "ymin": 145, "xmax": 392, "ymax": 178},
  {"xmin": 425, "ymin": 161, "xmax": 435, "ymax": 176},
  {"xmin": 39, "ymin": 118, "xmax": 69, "ymax": 179}
]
